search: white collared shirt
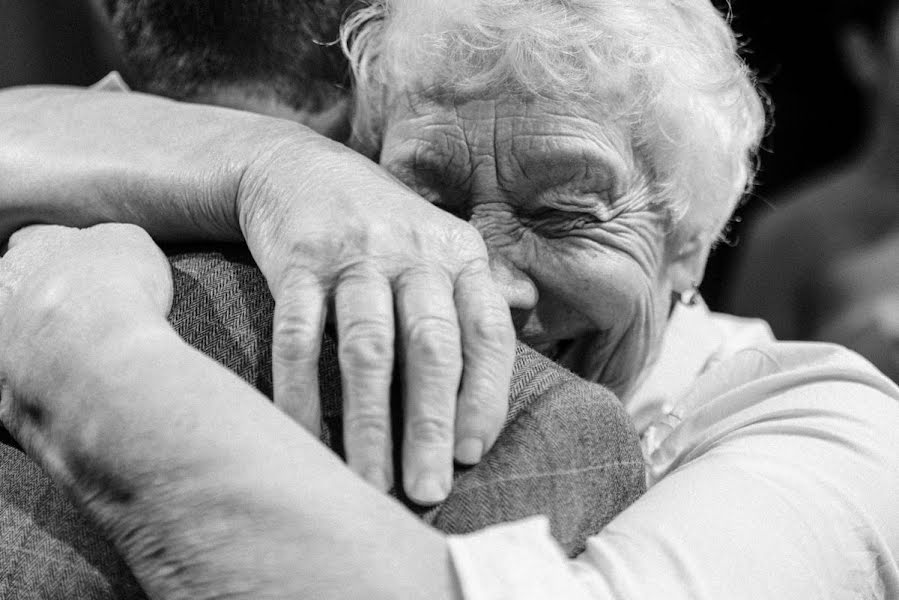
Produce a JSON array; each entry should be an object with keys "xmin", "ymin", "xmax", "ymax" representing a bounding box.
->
[{"xmin": 449, "ymin": 303, "xmax": 899, "ymax": 599}]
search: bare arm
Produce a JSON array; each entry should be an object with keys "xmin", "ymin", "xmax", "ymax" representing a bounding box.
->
[
  {"xmin": 0, "ymin": 87, "xmax": 516, "ymax": 503},
  {"xmin": 0, "ymin": 224, "xmax": 461, "ymax": 600},
  {"xmin": 0, "ymin": 86, "xmax": 282, "ymax": 241}
]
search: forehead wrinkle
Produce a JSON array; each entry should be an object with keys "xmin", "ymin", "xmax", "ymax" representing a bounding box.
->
[
  {"xmin": 427, "ymin": 122, "xmax": 471, "ymax": 173},
  {"xmin": 502, "ymin": 105, "xmax": 632, "ymax": 168},
  {"xmin": 380, "ymin": 122, "xmax": 453, "ymax": 200},
  {"xmin": 418, "ymin": 112, "xmax": 467, "ymax": 148},
  {"xmin": 446, "ymin": 99, "xmax": 503, "ymax": 200}
]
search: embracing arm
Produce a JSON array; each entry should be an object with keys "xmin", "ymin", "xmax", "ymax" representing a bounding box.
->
[
  {"xmin": 0, "ymin": 87, "xmax": 516, "ymax": 504},
  {"xmin": 6, "ymin": 325, "xmax": 461, "ymax": 600},
  {"xmin": 0, "ymin": 225, "xmax": 461, "ymax": 600},
  {"xmin": 0, "ymin": 86, "xmax": 288, "ymax": 242}
]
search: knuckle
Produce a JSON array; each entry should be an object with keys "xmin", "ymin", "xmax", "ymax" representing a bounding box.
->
[
  {"xmin": 455, "ymin": 222, "xmax": 486, "ymax": 247},
  {"xmin": 459, "ymin": 382, "xmax": 508, "ymax": 422},
  {"xmin": 460, "ymin": 254, "xmax": 491, "ymax": 276},
  {"xmin": 406, "ymin": 316, "xmax": 460, "ymax": 365},
  {"xmin": 469, "ymin": 310, "xmax": 514, "ymax": 347},
  {"xmin": 276, "ymin": 264, "xmax": 321, "ymax": 296},
  {"xmin": 338, "ymin": 261, "xmax": 384, "ymax": 286},
  {"xmin": 344, "ymin": 410, "xmax": 391, "ymax": 443},
  {"xmin": 395, "ymin": 263, "xmax": 441, "ymax": 288},
  {"xmin": 272, "ymin": 317, "xmax": 320, "ymax": 363},
  {"xmin": 406, "ymin": 415, "xmax": 454, "ymax": 448},
  {"xmin": 339, "ymin": 321, "xmax": 394, "ymax": 374}
]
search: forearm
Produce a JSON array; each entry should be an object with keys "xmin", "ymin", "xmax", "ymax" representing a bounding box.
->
[
  {"xmin": 0, "ymin": 86, "xmax": 318, "ymax": 243},
  {"xmin": 3, "ymin": 315, "xmax": 460, "ymax": 600}
]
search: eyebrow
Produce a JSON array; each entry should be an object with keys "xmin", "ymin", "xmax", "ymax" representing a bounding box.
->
[
  {"xmin": 510, "ymin": 127, "xmax": 630, "ymax": 175},
  {"xmin": 507, "ymin": 147, "xmax": 626, "ymax": 202}
]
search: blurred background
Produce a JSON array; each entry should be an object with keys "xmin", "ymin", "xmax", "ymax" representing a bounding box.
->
[
  {"xmin": 0, "ymin": 0, "xmax": 123, "ymax": 89},
  {"xmin": 704, "ymin": 2, "xmax": 871, "ymax": 309}
]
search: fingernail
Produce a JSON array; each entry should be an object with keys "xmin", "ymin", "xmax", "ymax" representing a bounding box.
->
[
  {"xmin": 454, "ymin": 437, "xmax": 484, "ymax": 465},
  {"xmin": 410, "ymin": 473, "xmax": 449, "ymax": 505},
  {"xmin": 363, "ymin": 467, "xmax": 389, "ymax": 491}
]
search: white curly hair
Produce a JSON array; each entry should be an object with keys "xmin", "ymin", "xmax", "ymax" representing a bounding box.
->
[{"xmin": 341, "ymin": 0, "xmax": 766, "ymax": 238}]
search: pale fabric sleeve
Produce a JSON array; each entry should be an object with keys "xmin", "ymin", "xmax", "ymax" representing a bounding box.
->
[
  {"xmin": 448, "ymin": 343, "xmax": 899, "ymax": 599},
  {"xmin": 447, "ymin": 517, "xmax": 596, "ymax": 600}
]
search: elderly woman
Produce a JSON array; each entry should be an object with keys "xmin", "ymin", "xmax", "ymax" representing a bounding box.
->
[{"xmin": 2, "ymin": 0, "xmax": 899, "ymax": 598}]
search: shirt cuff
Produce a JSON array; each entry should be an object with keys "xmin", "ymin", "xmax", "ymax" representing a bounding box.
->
[{"xmin": 447, "ymin": 516, "xmax": 594, "ymax": 600}]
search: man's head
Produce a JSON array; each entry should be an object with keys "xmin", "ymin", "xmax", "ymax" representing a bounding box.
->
[
  {"xmin": 342, "ymin": 0, "xmax": 765, "ymax": 394},
  {"xmin": 98, "ymin": 0, "xmax": 356, "ymax": 138}
]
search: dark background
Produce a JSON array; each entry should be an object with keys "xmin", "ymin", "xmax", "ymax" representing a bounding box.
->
[
  {"xmin": 0, "ymin": 0, "xmax": 867, "ymax": 309},
  {"xmin": 704, "ymin": 1, "xmax": 867, "ymax": 308}
]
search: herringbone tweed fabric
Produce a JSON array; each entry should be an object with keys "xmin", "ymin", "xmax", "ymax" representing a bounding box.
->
[{"xmin": 0, "ymin": 248, "xmax": 645, "ymax": 600}]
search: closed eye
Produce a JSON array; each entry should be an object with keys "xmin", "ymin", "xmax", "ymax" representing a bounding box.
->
[
  {"xmin": 535, "ymin": 185, "xmax": 620, "ymax": 221},
  {"xmin": 517, "ymin": 206, "xmax": 609, "ymax": 238}
]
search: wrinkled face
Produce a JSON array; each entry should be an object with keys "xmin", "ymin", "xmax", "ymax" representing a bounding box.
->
[{"xmin": 380, "ymin": 95, "xmax": 686, "ymax": 396}]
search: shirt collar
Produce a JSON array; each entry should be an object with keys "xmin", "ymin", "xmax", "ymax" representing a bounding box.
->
[{"xmin": 626, "ymin": 299, "xmax": 725, "ymax": 435}]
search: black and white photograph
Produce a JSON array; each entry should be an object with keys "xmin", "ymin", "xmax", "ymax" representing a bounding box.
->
[{"xmin": 0, "ymin": 0, "xmax": 897, "ymax": 598}]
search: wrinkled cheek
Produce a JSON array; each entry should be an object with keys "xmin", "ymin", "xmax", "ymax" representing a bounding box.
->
[
  {"xmin": 556, "ymin": 263, "xmax": 661, "ymax": 398},
  {"xmin": 559, "ymin": 308, "xmax": 656, "ymax": 398},
  {"xmin": 543, "ymin": 249, "xmax": 650, "ymax": 325}
]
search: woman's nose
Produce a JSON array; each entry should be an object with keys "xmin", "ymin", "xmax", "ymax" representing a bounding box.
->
[{"xmin": 489, "ymin": 254, "xmax": 539, "ymax": 310}]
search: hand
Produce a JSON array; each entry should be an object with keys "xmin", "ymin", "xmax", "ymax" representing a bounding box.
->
[
  {"xmin": 0, "ymin": 224, "xmax": 173, "ymax": 392},
  {"xmin": 238, "ymin": 139, "xmax": 515, "ymax": 504},
  {"xmin": 0, "ymin": 85, "xmax": 513, "ymax": 504},
  {"xmin": 1, "ymin": 226, "xmax": 456, "ymax": 600}
]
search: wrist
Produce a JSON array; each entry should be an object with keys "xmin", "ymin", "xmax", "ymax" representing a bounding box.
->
[
  {"xmin": 235, "ymin": 122, "xmax": 345, "ymax": 258},
  {"xmin": 3, "ymin": 304, "xmax": 174, "ymax": 400}
]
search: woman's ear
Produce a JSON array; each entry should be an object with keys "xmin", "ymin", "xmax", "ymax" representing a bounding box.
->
[{"xmin": 667, "ymin": 231, "xmax": 712, "ymax": 294}]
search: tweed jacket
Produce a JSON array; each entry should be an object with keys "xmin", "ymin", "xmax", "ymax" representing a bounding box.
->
[{"xmin": 0, "ymin": 248, "xmax": 645, "ymax": 599}]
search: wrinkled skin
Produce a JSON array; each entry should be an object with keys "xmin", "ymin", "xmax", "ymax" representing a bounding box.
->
[{"xmin": 380, "ymin": 96, "xmax": 683, "ymax": 397}]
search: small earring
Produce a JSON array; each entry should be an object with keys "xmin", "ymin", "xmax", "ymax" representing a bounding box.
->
[{"xmin": 678, "ymin": 284, "xmax": 700, "ymax": 306}]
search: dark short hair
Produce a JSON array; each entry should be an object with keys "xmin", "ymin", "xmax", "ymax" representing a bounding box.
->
[
  {"xmin": 104, "ymin": 0, "xmax": 357, "ymax": 110},
  {"xmin": 830, "ymin": 0, "xmax": 899, "ymax": 41}
]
